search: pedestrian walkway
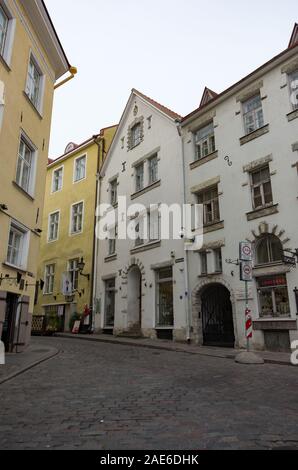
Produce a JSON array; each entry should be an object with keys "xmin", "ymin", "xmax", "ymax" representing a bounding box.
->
[
  {"xmin": 0, "ymin": 340, "xmax": 59, "ymax": 385},
  {"xmin": 56, "ymin": 332, "xmax": 293, "ymax": 366}
]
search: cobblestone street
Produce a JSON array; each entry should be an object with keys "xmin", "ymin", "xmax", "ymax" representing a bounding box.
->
[{"xmin": 0, "ymin": 337, "xmax": 298, "ymax": 450}]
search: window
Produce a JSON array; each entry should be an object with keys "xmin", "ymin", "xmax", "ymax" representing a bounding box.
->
[
  {"xmin": 108, "ymin": 225, "xmax": 117, "ymax": 256},
  {"xmin": 52, "ymin": 167, "xmax": 63, "ymax": 193},
  {"xmin": 157, "ymin": 267, "xmax": 174, "ymax": 327},
  {"xmin": 195, "ymin": 122, "xmax": 215, "ymax": 160},
  {"xmin": 243, "ymin": 94, "xmax": 264, "ymax": 135},
  {"xmin": 0, "ymin": 5, "xmax": 8, "ymax": 57},
  {"xmin": 258, "ymin": 275, "xmax": 290, "ymax": 318},
  {"xmin": 131, "ymin": 123, "xmax": 142, "ymax": 148},
  {"xmin": 135, "ymin": 219, "xmax": 144, "ymax": 247},
  {"xmin": 7, "ymin": 224, "xmax": 27, "ymax": 268},
  {"xmin": 48, "ymin": 212, "xmax": 60, "ymax": 242},
  {"xmin": 44, "ymin": 264, "xmax": 55, "ymax": 295},
  {"xmin": 25, "ymin": 55, "xmax": 42, "ymax": 109},
  {"xmin": 74, "ymin": 155, "xmax": 86, "ymax": 182},
  {"xmin": 16, "ymin": 136, "xmax": 35, "ymax": 195},
  {"xmin": 256, "ymin": 235, "xmax": 283, "ymax": 265},
  {"xmin": 135, "ymin": 163, "xmax": 144, "ymax": 192},
  {"xmin": 214, "ymin": 248, "xmax": 223, "ymax": 273},
  {"xmin": 148, "ymin": 155, "xmax": 158, "ymax": 184},
  {"xmin": 250, "ymin": 166, "xmax": 273, "ymax": 210},
  {"xmin": 200, "ymin": 252, "xmax": 208, "ymax": 275},
  {"xmin": 110, "ymin": 179, "xmax": 118, "ymax": 205},
  {"xmin": 289, "ymin": 70, "xmax": 298, "ymax": 110},
  {"xmin": 104, "ymin": 279, "xmax": 116, "ymax": 327},
  {"xmin": 68, "ymin": 259, "xmax": 79, "ymax": 291},
  {"xmin": 71, "ymin": 202, "xmax": 84, "ymax": 234},
  {"xmin": 149, "ymin": 208, "xmax": 160, "ymax": 241},
  {"xmin": 197, "ymin": 187, "xmax": 220, "ymax": 226}
]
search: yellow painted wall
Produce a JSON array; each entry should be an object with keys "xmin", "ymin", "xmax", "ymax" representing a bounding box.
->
[
  {"xmin": 0, "ymin": 0, "xmax": 60, "ymax": 318},
  {"xmin": 34, "ymin": 126, "xmax": 117, "ymax": 327}
]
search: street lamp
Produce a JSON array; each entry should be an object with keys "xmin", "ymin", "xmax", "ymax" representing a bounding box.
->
[{"xmin": 78, "ymin": 258, "xmax": 90, "ymax": 281}]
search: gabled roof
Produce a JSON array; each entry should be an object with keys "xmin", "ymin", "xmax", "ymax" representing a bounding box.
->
[
  {"xmin": 289, "ymin": 23, "xmax": 298, "ymax": 48},
  {"xmin": 132, "ymin": 89, "xmax": 182, "ymax": 121},
  {"xmin": 182, "ymin": 23, "xmax": 298, "ymax": 125},
  {"xmin": 199, "ymin": 87, "xmax": 218, "ymax": 108}
]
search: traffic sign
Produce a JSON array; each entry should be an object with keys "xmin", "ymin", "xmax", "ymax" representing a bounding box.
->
[
  {"xmin": 239, "ymin": 242, "xmax": 253, "ymax": 261},
  {"xmin": 240, "ymin": 261, "xmax": 253, "ymax": 282},
  {"xmin": 283, "ymin": 255, "xmax": 296, "ymax": 267}
]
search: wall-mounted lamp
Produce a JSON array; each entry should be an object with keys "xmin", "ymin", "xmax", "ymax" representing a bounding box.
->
[
  {"xmin": 0, "ymin": 204, "xmax": 8, "ymax": 211},
  {"xmin": 78, "ymin": 258, "xmax": 90, "ymax": 281}
]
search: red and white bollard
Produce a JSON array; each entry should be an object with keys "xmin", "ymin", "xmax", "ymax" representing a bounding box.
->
[{"xmin": 245, "ymin": 308, "xmax": 253, "ymax": 340}]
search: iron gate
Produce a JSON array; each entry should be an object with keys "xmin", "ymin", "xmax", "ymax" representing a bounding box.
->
[{"xmin": 201, "ymin": 284, "xmax": 235, "ymax": 347}]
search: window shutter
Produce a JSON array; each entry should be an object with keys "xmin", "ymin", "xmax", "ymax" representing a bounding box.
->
[{"xmin": 15, "ymin": 296, "xmax": 30, "ymax": 352}]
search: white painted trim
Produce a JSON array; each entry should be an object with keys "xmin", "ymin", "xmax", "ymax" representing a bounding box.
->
[
  {"xmin": 17, "ymin": 129, "xmax": 38, "ymax": 198},
  {"xmin": 7, "ymin": 218, "xmax": 30, "ymax": 271},
  {"xmin": 47, "ymin": 209, "xmax": 61, "ymax": 243},
  {"xmin": 0, "ymin": 0, "xmax": 16, "ymax": 67},
  {"xmin": 69, "ymin": 200, "xmax": 85, "ymax": 236},
  {"xmin": 24, "ymin": 49, "xmax": 45, "ymax": 116},
  {"xmin": 73, "ymin": 153, "xmax": 87, "ymax": 184},
  {"xmin": 51, "ymin": 165, "xmax": 64, "ymax": 194}
]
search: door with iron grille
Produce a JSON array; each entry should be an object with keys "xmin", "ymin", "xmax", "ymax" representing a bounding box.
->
[{"xmin": 201, "ymin": 284, "xmax": 235, "ymax": 347}]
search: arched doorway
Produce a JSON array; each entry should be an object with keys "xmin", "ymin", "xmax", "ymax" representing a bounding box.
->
[
  {"xmin": 127, "ymin": 265, "xmax": 142, "ymax": 334},
  {"xmin": 201, "ymin": 284, "xmax": 235, "ymax": 347}
]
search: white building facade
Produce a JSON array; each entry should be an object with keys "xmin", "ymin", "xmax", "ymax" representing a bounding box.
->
[
  {"xmin": 94, "ymin": 90, "xmax": 188, "ymax": 341},
  {"xmin": 181, "ymin": 24, "xmax": 298, "ymax": 352}
]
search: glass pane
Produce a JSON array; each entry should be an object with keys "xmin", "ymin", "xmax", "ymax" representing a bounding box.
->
[
  {"xmin": 158, "ymin": 281, "xmax": 174, "ymax": 326},
  {"xmin": 257, "ymin": 238, "xmax": 269, "ymax": 264},
  {"xmin": 259, "ymin": 289, "xmax": 274, "ymax": 317},
  {"xmin": 158, "ymin": 267, "xmax": 172, "ymax": 280},
  {"xmin": 274, "ymin": 287, "xmax": 290, "ymax": 316},
  {"xmin": 263, "ymin": 181, "xmax": 273, "ymax": 204}
]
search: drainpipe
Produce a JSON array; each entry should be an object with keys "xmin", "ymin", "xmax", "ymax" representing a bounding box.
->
[
  {"xmin": 91, "ymin": 136, "xmax": 104, "ymax": 331},
  {"xmin": 176, "ymin": 121, "xmax": 192, "ymax": 343}
]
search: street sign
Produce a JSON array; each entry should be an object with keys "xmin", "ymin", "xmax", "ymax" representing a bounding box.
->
[
  {"xmin": 283, "ymin": 255, "xmax": 296, "ymax": 267},
  {"xmin": 240, "ymin": 261, "xmax": 253, "ymax": 282},
  {"xmin": 239, "ymin": 242, "xmax": 253, "ymax": 261}
]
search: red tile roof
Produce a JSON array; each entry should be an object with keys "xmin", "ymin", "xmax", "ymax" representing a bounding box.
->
[{"xmin": 133, "ymin": 88, "xmax": 182, "ymax": 121}]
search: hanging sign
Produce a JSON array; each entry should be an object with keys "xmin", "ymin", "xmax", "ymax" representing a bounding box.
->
[
  {"xmin": 239, "ymin": 242, "xmax": 253, "ymax": 262},
  {"xmin": 240, "ymin": 261, "xmax": 253, "ymax": 282}
]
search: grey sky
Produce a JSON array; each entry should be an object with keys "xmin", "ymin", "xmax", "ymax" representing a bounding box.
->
[{"xmin": 46, "ymin": 0, "xmax": 297, "ymax": 158}]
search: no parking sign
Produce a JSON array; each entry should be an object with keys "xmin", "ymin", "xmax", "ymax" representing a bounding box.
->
[{"xmin": 239, "ymin": 242, "xmax": 253, "ymax": 261}]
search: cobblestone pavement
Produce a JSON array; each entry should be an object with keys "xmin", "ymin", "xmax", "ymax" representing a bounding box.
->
[{"xmin": 0, "ymin": 337, "xmax": 298, "ymax": 450}]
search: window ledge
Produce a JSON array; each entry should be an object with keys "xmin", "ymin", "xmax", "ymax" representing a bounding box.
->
[
  {"xmin": 131, "ymin": 180, "xmax": 161, "ymax": 200},
  {"xmin": 2, "ymin": 262, "xmax": 27, "ymax": 274},
  {"xmin": 22, "ymin": 91, "xmax": 43, "ymax": 119},
  {"xmin": 203, "ymin": 221, "xmax": 224, "ymax": 234},
  {"xmin": 190, "ymin": 151, "xmax": 218, "ymax": 170},
  {"xmin": 0, "ymin": 54, "xmax": 11, "ymax": 72},
  {"xmin": 287, "ymin": 109, "xmax": 298, "ymax": 122},
  {"xmin": 104, "ymin": 254, "xmax": 117, "ymax": 263},
  {"xmin": 12, "ymin": 181, "xmax": 35, "ymax": 201},
  {"xmin": 130, "ymin": 240, "xmax": 161, "ymax": 254},
  {"xmin": 246, "ymin": 204, "xmax": 278, "ymax": 221},
  {"xmin": 240, "ymin": 124, "xmax": 269, "ymax": 146}
]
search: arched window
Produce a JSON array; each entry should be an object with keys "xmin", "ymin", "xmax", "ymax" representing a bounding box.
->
[{"xmin": 256, "ymin": 235, "xmax": 283, "ymax": 265}]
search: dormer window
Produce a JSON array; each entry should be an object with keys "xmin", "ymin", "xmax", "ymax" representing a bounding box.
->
[{"xmin": 194, "ymin": 122, "xmax": 215, "ymax": 160}]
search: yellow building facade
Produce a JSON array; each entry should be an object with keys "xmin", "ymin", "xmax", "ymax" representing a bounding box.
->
[
  {"xmin": 0, "ymin": 0, "xmax": 73, "ymax": 352},
  {"xmin": 34, "ymin": 126, "xmax": 117, "ymax": 333}
]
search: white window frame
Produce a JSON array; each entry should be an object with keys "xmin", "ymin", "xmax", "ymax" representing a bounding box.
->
[
  {"xmin": 16, "ymin": 131, "xmax": 37, "ymax": 197},
  {"xmin": 288, "ymin": 69, "xmax": 298, "ymax": 110},
  {"xmin": 25, "ymin": 52, "xmax": 45, "ymax": 114},
  {"xmin": 242, "ymin": 93, "xmax": 264, "ymax": 135},
  {"xmin": 0, "ymin": 1, "xmax": 16, "ymax": 67},
  {"xmin": 156, "ymin": 267, "xmax": 174, "ymax": 328},
  {"xmin": 148, "ymin": 154, "xmax": 159, "ymax": 185},
  {"xmin": 108, "ymin": 224, "xmax": 117, "ymax": 256},
  {"xmin": 73, "ymin": 154, "xmax": 87, "ymax": 183},
  {"xmin": 200, "ymin": 252, "xmax": 208, "ymax": 276},
  {"xmin": 6, "ymin": 220, "xmax": 30, "ymax": 270},
  {"xmin": 70, "ymin": 201, "xmax": 84, "ymax": 235},
  {"xmin": 44, "ymin": 264, "xmax": 55, "ymax": 295},
  {"xmin": 197, "ymin": 186, "xmax": 220, "ymax": 226},
  {"xmin": 135, "ymin": 163, "xmax": 144, "ymax": 192},
  {"xmin": 47, "ymin": 210, "xmax": 60, "ymax": 243},
  {"xmin": 194, "ymin": 122, "xmax": 216, "ymax": 161},
  {"xmin": 68, "ymin": 258, "xmax": 79, "ymax": 292},
  {"xmin": 131, "ymin": 122, "xmax": 142, "ymax": 148},
  {"xmin": 51, "ymin": 166, "xmax": 64, "ymax": 194},
  {"xmin": 250, "ymin": 166, "xmax": 273, "ymax": 210},
  {"xmin": 110, "ymin": 178, "xmax": 118, "ymax": 206},
  {"xmin": 214, "ymin": 248, "xmax": 223, "ymax": 273}
]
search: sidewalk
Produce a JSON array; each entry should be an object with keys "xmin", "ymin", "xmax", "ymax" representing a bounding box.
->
[
  {"xmin": 0, "ymin": 339, "xmax": 59, "ymax": 385},
  {"xmin": 56, "ymin": 332, "xmax": 293, "ymax": 366}
]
